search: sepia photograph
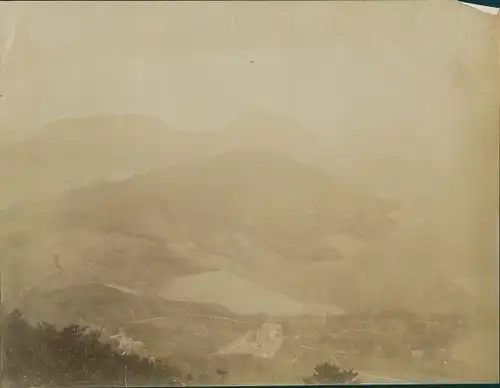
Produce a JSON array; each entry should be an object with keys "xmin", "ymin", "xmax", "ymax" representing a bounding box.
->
[{"xmin": 0, "ymin": 1, "xmax": 498, "ymax": 386}]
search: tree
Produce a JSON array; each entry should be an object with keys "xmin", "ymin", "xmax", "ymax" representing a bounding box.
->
[
  {"xmin": 215, "ymin": 367, "xmax": 230, "ymax": 383},
  {"xmin": 303, "ymin": 361, "xmax": 360, "ymax": 385},
  {"xmin": 1, "ymin": 309, "xmax": 181, "ymax": 387}
]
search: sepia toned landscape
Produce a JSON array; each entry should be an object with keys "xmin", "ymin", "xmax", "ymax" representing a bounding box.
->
[{"xmin": 0, "ymin": 1, "xmax": 498, "ymax": 386}]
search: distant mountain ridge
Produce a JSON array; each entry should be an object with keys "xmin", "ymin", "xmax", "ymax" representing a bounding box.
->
[
  {"xmin": 0, "ymin": 111, "xmax": 329, "ymax": 210},
  {"xmin": 0, "ymin": 112, "xmax": 480, "ymax": 316}
]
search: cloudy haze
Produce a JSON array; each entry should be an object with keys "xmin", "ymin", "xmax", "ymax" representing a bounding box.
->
[
  {"xmin": 0, "ymin": 1, "xmax": 498, "ymax": 385},
  {"xmin": 0, "ymin": 1, "xmax": 496, "ymax": 138}
]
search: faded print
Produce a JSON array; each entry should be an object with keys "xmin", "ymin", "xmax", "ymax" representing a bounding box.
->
[{"xmin": 0, "ymin": 1, "xmax": 498, "ymax": 386}]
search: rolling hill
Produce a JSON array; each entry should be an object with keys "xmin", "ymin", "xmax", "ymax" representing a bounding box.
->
[
  {"xmin": 0, "ymin": 144, "xmax": 481, "ymax": 315},
  {"xmin": 0, "ymin": 149, "xmax": 398, "ymax": 313},
  {"xmin": 163, "ymin": 269, "xmax": 345, "ymax": 316},
  {"xmin": 1, "ymin": 119, "xmax": 483, "ymax": 315},
  {"xmin": 16, "ymin": 282, "xmax": 265, "ymax": 360},
  {"xmin": 18, "ymin": 282, "xmax": 239, "ymax": 328}
]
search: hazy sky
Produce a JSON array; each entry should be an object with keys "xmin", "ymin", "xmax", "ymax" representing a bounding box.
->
[{"xmin": 0, "ymin": 1, "xmax": 496, "ymax": 142}]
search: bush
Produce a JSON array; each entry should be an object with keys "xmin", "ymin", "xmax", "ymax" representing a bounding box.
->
[
  {"xmin": 303, "ymin": 361, "xmax": 360, "ymax": 385},
  {"xmin": 1, "ymin": 309, "xmax": 182, "ymax": 387}
]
